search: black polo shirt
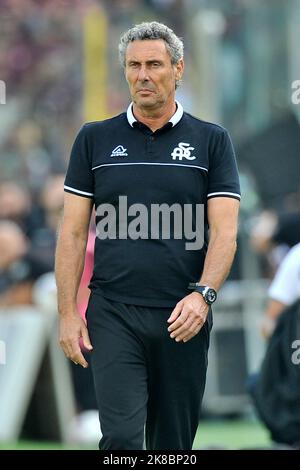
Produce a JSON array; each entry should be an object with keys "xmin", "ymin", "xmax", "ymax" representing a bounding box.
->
[{"xmin": 64, "ymin": 102, "xmax": 241, "ymax": 307}]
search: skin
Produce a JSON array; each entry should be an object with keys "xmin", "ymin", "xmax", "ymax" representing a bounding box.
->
[
  {"xmin": 261, "ymin": 298, "xmax": 286, "ymax": 338},
  {"xmin": 125, "ymin": 39, "xmax": 184, "ymax": 131},
  {"xmin": 55, "ymin": 194, "xmax": 93, "ymax": 367},
  {"xmin": 167, "ymin": 197, "xmax": 239, "ymax": 342},
  {"xmin": 56, "ymin": 38, "xmax": 240, "ymax": 368}
]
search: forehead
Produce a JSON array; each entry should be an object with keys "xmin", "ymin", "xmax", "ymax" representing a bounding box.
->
[{"xmin": 125, "ymin": 39, "xmax": 171, "ymax": 62}]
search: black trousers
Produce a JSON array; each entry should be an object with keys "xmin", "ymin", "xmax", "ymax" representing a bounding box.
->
[{"xmin": 86, "ymin": 293, "xmax": 212, "ymax": 450}]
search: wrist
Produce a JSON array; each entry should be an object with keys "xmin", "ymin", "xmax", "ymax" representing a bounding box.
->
[
  {"xmin": 188, "ymin": 283, "xmax": 217, "ymax": 305},
  {"xmin": 58, "ymin": 303, "xmax": 78, "ymax": 317},
  {"xmin": 191, "ymin": 290, "xmax": 208, "ymax": 303}
]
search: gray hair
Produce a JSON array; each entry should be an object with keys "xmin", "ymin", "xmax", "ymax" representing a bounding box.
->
[{"xmin": 119, "ymin": 21, "xmax": 184, "ymax": 67}]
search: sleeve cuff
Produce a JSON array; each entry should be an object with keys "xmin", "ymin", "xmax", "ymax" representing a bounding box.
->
[
  {"xmin": 64, "ymin": 185, "xmax": 94, "ymax": 199},
  {"xmin": 207, "ymin": 191, "xmax": 241, "ymax": 201}
]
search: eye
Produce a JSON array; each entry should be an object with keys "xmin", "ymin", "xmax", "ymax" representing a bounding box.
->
[{"xmin": 128, "ymin": 62, "xmax": 139, "ymax": 68}]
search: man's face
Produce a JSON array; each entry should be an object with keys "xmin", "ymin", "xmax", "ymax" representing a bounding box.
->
[{"xmin": 125, "ymin": 39, "xmax": 184, "ymax": 110}]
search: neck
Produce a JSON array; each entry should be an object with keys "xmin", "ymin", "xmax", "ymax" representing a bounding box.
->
[{"xmin": 132, "ymin": 100, "xmax": 177, "ymax": 132}]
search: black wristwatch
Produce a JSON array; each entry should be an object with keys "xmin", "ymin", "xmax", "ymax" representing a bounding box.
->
[{"xmin": 188, "ymin": 283, "xmax": 217, "ymax": 305}]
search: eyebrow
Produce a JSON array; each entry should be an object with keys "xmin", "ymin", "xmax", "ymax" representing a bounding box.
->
[{"xmin": 127, "ymin": 59, "xmax": 163, "ymax": 65}]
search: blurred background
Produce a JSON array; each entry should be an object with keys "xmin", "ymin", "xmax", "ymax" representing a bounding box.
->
[{"xmin": 0, "ymin": 0, "xmax": 300, "ymax": 450}]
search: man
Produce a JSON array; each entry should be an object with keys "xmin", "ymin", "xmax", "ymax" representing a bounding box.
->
[
  {"xmin": 261, "ymin": 242, "xmax": 300, "ymax": 338},
  {"xmin": 250, "ymin": 243, "xmax": 300, "ymax": 447},
  {"xmin": 55, "ymin": 21, "xmax": 240, "ymax": 450}
]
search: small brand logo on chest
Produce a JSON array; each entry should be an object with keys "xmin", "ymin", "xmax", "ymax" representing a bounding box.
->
[{"xmin": 110, "ymin": 145, "xmax": 128, "ymax": 157}]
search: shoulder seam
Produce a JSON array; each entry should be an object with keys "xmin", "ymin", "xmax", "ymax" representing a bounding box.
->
[{"xmin": 184, "ymin": 112, "xmax": 227, "ymax": 133}]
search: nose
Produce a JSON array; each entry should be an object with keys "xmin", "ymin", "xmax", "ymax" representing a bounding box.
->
[{"xmin": 137, "ymin": 65, "xmax": 149, "ymax": 82}]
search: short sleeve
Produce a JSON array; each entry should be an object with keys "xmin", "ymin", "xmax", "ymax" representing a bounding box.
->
[
  {"xmin": 64, "ymin": 125, "xmax": 94, "ymax": 199},
  {"xmin": 268, "ymin": 245, "xmax": 300, "ymax": 305},
  {"xmin": 207, "ymin": 129, "xmax": 241, "ymax": 201}
]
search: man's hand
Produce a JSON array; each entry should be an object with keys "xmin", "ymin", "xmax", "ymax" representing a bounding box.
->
[
  {"xmin": 59, "ymin": 313, "xmax": 93, "ymax": 368},
  {"xmin": 260, "ymin": 315, "xmax": 276, "ymax": 339},
  {"xmin": 167, "ymin": 292, "xmax": 209, "ymax": 343}
]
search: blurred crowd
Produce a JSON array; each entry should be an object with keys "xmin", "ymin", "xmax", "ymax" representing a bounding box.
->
[
  {"xmin": 0, "ymin": 2, "xmax": 86, "ymax": 319},
  {"xmin": 0, "ymin": 0, "xmax": 299, "ymax": 447},
  {"xmin": 0, "ymin": 177, "xmax": 63, "ymax": 306}
]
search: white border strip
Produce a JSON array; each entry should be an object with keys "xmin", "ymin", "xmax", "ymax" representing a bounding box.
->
[
  {"xmin": 126, "ymin": 100, "xmax": 183, "ymax": 128},
  {"xmin": 64, "ymin": 185, "xmax": 94, "ymax": 196},
  {"xmin": 207, "ymin": 191, "xmax": 241, "ymax": 199},
  {"xmin": 126, "ymin": 102, "xmax": 136, "ymax": 126},
  {"xmin": 169, "ymin": 101, "xmax": 183, "ymax": 126},
  {"xmin": 92, "ymin": 162, "xmax": 208, "ymax": 172}
]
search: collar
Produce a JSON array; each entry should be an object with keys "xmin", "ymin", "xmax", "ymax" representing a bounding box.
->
[{"xmin": 126, "ymin": 100, "xmax": 184, "ymax": 128}]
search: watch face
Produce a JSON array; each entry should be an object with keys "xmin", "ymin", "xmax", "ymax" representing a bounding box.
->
[{"xmin": 206, "ymin": 288, "xmax": 217, "ymax": 304}]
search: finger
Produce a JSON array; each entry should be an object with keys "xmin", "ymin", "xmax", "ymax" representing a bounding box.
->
[
  {"xmin": 182, "ymin": 323, "xmax": 203, "ymax": 343},
  {"xmin": 167, "ymin": 300, "xmax": 184, "ymax": 323},
  {"xmin": 72, "ymin": 350, "xmax": 89, "ymax": 368},
  {"xmin": 59, "ymin": 330, "xmax": 78, "ymax": 359},
  {"xmin": 174, "ymin": 322, "xmax": 200, "ymax": 343},
  {"xmin": 81, "ymin": 324, "xmax": 93, "ymax": 351},
  {"xmin": 169, "ymin": 315, "xmax": 194, "ymax": 339},
  {"xmin": 69, "ymin": 340, "xmax": 89, "ymax": 368},
  {"xmin": 178, "ymin": 306, "xmax": 208, "ymax": 339},
  {"xmin": 168, "ymin": 311, "xmax": 189, "ymax": 333},
  {"xmin": 168, "ymin": 303, "xmax": 191, "ymax": 332},
  {"xmin": 60, "ymin": 339, "xmax": 73, "ymax": 360}
]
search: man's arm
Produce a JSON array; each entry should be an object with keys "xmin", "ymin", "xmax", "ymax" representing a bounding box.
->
[
  {"xmin": 260, "ymin": 244, "xmax": 300, "ymax": 338},
  {"xmin": 198, "ymin": 197, "xmax": 239, "ymax": 289},
  {"xmin": 55, "ymin": 192, "xmax": 94, "ymax": 367},
  {"xmin": 261, "ymin": 299, "xmax": 287, "ymax": 338},
  {"xmin": 167, "ymin": 197, "xmax": 240, "ymax": 342}
]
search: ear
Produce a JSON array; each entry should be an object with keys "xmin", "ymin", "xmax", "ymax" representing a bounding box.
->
[{"xmin": 174, "ymin": 58, "xmax": 184, "ymax": 82}]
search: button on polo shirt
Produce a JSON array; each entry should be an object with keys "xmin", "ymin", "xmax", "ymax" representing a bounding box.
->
[{"xmin": 64, "ymin": 102, "xmax": 241, "ymax": 307}]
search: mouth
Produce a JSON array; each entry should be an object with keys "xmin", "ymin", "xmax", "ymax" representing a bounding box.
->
[{"xmin": 137, "ymin": 89, "xmax": 154, "ymax": 94}]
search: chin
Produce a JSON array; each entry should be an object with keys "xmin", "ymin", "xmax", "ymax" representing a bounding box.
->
[{"xmin": 136, "ymin": 97, "xmax": 158, "ymax": 108}]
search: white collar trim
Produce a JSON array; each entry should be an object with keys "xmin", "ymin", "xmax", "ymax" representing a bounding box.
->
[
  {"xmin": 126, "ymin": 100, "xmax": 184, "ymax": 128},
  {"xmin": 127, "ymin": 102, "xmax": 137, "ymax": 127},
  {"xmin": 169, "ymin": 101, "xmax": 183, "ymax": 126}
]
